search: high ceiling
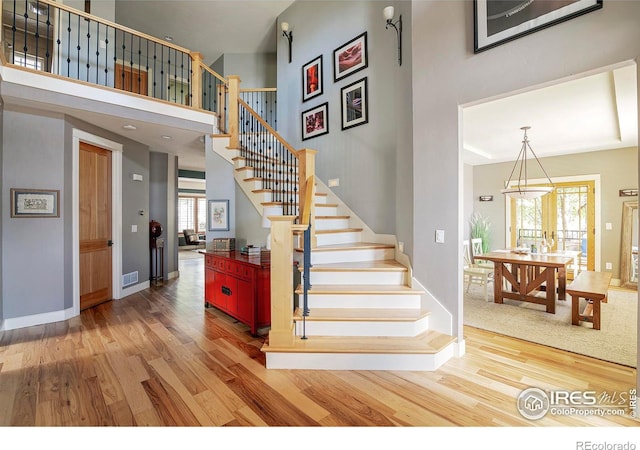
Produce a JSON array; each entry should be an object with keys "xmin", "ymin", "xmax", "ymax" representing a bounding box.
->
[
  {"xmin": 463, "ymin": 63, "xmax": 638, "ymax": 166},
  {"xmin": 114, "ymin": 0, "xmax": 295, "ymax": 65}
]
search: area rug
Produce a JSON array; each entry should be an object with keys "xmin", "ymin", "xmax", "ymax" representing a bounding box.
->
[{"xmin": 464, "ymin": 284, "xmax": 638, "ymax": 367}]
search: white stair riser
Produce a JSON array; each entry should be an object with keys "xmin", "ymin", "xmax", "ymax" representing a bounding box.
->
[
  {"xmin": 315, "ymin": 218, "xmax": 350, "ymax": 230},
  {"xmin": 243, "ymin": 179, "xmax": 298, "ymax": 191},
  {"xmin": 294, "ymin": 317, "xmax": 429, "ymax": 337},
  {"xmin": 314, "ymin": 205, "xmax": 338, "ymax": 216},
  {"xmin": 305, "ymin": 293, "xmax": 421, "ymax": 309},
  {"xmin": 315, "ymin": 195, "xmax": 328, "ymax": 204},
  {"xmin": 265, "ymin": 346, "xmax": 454, "ymax": 371},
  {"xmin": 309, "ymin": 247, "xmax": 395, "ymax": 264},
  {"xmin": 316, "ymin": 231, "xmax": 361, "ymax": 246},
  {"xmin": 308, "ymin": 270, "xmax": 406, "ymax": 285}
]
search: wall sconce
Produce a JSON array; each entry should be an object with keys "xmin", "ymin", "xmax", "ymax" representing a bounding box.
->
[
  {"xmin": 619, "ymin": 189, "xmax": 638, "ymax": 197},
  {"xmin": 383, "ymin": 6, "xmax": 402, "ymax": 66},
  {"xmin": 281, "ymin": 22, "xmax": 293, "ymax": 63},
  {"xmin": 479, "ymin": 195, "xmax": 494, "ymax": 202}
]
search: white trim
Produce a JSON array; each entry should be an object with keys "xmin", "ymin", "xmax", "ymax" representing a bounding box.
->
[
  {"xmin": 504, "ymin": 174, "xmax": 601, "ymax": 271},
  {"xmin": 0, "ymin": 307, "xmax": 76, "ymax": 332},
  {"xmin": 121, "ymin": 280, "xmax": 150, "ymax": 298},
  {"xmin": 72, "ymin": 129, "xmax": 124, "ymax": 318},
  {"xmin": 167, "ymin": 270, "xmax": 179, "ymax": 280}
]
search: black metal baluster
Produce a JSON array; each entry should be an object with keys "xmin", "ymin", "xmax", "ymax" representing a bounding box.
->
[
  {"xmin": 45, "ymin": 3, "xmax": 51, "ymax": 72},
  {"xmin": 104, "ymin": 25, "xmax": 109, "ymax": 87},
  {"xmin": 66, "ymin": 11, "xmax": 71, "ymax": 76},
  {"xmin": 95, "ymin": 22, "xmax": 100, "ymax": 83},
  {"xmin": 86, "ymin": 18, "xmax": 91, "ymax": 81},
  {"xmin": 22, "ymin": 1, "xmax": 28, "ymax": 66},
  {"xmin": 76, "ymin": 14, "xmax": 81, "ymax": 78},
  {"xmin": 137, "ymin": 35, "xmax": 142, "ymax": 94},
  {"xmin": 160, "ymin": 45, "xmax": 164, "ymax": 99},
  {"xmin": 129, "ymin": 32, "xmax": 133, "ymax": 92},
  {"xmin": 146, "ymin": 39, "xmax": 149, "ymax": 97},
  {"xmin": 34, "ymin": 0, "xmax": 41, "ymax": 68}
]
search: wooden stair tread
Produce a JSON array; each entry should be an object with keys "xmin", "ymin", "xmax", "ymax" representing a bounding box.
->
[
  {"xmin": 315, "ymin": 203, "xmax": 338, "ymax": 207},
  {"xmin": 316, "ymin": 215, "xmax": 350, "ymax": 219},
  {"xmin": 293, "ymin": 307, "xmax": 430, "ymax": 321},
  {"xmin": 294, "ymin": 227, "xmax": 363, "ymax": 235},
  {"xmin": 261, "ymin": 330, "xmax": 456, "ymax": 354},
  {"xmin": 295, "ymin": 242, "xmax": 395, "ymax": 252},
  {"xmin": 296, "ymin": 284, "xmax": 423, "ymax": 295},
  {"xmin": 300, "ymin": 260, "xmax": 408, "ymax": 272}
]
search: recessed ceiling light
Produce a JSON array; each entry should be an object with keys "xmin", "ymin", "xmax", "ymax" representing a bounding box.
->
[
  {"xmin": 162, "ymin": 135, "xmax": 172, "ymax": 140},
  {"xmin": 164, "ymin": 35, "xmax": 173, "ymax": 42},
  {"xmin": 123, "ymin": 124, "xmax": 137, "ymax": 130}
]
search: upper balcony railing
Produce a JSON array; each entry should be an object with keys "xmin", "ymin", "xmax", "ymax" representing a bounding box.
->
[{"xmin": 1, "ymin": 0, "xmax": 228, "ymax": 126}]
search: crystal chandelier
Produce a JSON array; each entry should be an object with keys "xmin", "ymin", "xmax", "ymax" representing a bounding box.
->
[{"xmin": 501, "ymin": 126, "xmax": 554, "ymax": 199}]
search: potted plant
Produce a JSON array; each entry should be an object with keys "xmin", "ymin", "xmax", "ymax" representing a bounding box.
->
[{"xmin": 470, "ymin": 212, "xmax": 491, "ymax": 254}]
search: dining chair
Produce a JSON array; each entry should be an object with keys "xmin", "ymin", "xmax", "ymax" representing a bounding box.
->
[
  {"xmin": 470, "ymin": 238, "xmax": 494, "ymax": 270},
  {"xmin": 463, "ymin": 239, "xmax": 494, "ymax": 302}
]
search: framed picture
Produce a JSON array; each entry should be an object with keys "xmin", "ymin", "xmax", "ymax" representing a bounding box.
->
[
  {"xmin": 301, "ymin": 102, "xmax": 329, "ymax": 141},
  {"xmin": 341, "ymin": 77, "xmax": 368, "ymax": 130},
  {"xmin": 11, "ymin": 188, "xmax": 59, "ymax": 218},
  {"xmin": 333, "ymin": 32, "xmax": 368, "ymax": 82},
  {"xmin": 208, "ymin": 199, "xmax": 229, "ymax": 231},
  {"xmin": 474, "ymin": 0, "xmax": 603, "ymax": 53},
  {"xmin": 302, "ymin": 55, "xmax": 323, "ymax": 102}
]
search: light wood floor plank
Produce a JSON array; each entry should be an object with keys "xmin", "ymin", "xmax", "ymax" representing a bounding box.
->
[{"xmin": 0, "ymin": 253, "xmax": 636, "ymax": 427}]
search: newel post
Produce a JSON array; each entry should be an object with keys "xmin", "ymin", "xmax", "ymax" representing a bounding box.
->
[
  {"xmin": 227, "ymin": 75, "xmax": 241, "ymax": 149},
  {"xmin": 297, "ymin": 148, "xmax": 318, "ymax": 248},
  {"xmin": 190, "ymin": 51, "xmax": 203, "ymax": 109},
  {"xmin": 268, "ymin": 216, "xmax": 306, "ymax": 348}
]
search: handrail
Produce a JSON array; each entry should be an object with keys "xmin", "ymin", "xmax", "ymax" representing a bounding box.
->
[
  {"xmin": 2, "ymin": 0, "xmax": 228, "ymax": 112},
  {"xmin": 238, "ymin": 97, "xmax": 295, "ymax": 156}
]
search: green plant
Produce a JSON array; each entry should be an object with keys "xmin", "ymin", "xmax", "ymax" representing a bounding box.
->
[{"xmin": 470, "ymin": 212, "xmax": 491, "ymax": 254}]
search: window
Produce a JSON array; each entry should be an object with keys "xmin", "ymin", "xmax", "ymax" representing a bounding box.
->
[
  {"xmin": 178, "ymin": 196, "xmax": 206, "ymax": 233},
  {"xmin": 13, "ymin": 53, "xmax": 44, "ymax": 71}
]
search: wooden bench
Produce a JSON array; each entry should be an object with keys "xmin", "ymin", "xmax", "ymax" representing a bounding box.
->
[{"xmin": 567, "ymin": 271, "xmax": 612, "ymax": 330}]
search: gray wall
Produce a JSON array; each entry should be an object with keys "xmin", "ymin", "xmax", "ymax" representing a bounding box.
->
[
  {"xmin": 277, "ymin": 0, "xmax": 411, "ymax": 236},
  {"xmin": 471, "ymin": 147, "xmax": 638, "ymax": 280},
  {"xmin": 205, "ymin": 138, "xmax": 236, "ymax": 242},
  {"xmin": 2, "ymin": 107, "xmax": 66, "ymax": 317},
  {"xmin": 235, "ymin": 189, "xmax": 269, "ymax": 250},
  {"xmin": 150, "ymin": 152, "xmax": 169, "ymax": 280},
  {"xmin": 1, "ymin": 106, "xmax": 153, "ymax": 321},
  {"xmin": 412, "ymin": 0, "xmax": 640, "ymax": 342},
  {"xmin": 212, "ymin": 53, "xmax": 277, "ymax": 88},
  {"xmin": 66, "ymin": 116, "xmax": 151, "ymax": 286},
  {"xmin": 0, "ymin": 106, "xmax": 3, "ymax": 322}
]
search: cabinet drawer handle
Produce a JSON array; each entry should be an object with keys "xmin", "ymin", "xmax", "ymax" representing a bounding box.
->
[{"xmin": 221, "ymin": 286, "xmax": 232, "ymax": 296}]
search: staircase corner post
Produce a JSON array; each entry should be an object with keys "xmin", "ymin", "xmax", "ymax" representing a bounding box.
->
[
  {"xmin": 298, "ymin": 148, "xmax": 318, "ymax": 248},
  {"xmin": 268, "ymin": 216, "xmax": 299, "ymax": 348},
  {"xmin": 228, "ymin": 75, "xmax": 241, "ymax": 149},
  {"xmin": 190, "ymin": 51, "xmax": 203, "ymax": 110}
]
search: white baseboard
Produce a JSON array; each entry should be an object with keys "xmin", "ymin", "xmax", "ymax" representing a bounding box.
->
[
  {"xmin": 454, "ymin": 338, "xmax": 466, "ymax": 357},
  {"xmin": 121, "ymin": 280, "xmax": 150, "ymax": 298},
  {"xmin": 0, "ymin": 307, "xmax": 76, "ymax": 332},
  {"xmin": 168, "ymin": 270, "xmax": 179, "ymax": 280}
]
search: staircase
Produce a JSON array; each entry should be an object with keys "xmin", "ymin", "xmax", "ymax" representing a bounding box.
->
[{"xmin": 217, "ymin": 137, "xmax": 456, "ymax": 371}]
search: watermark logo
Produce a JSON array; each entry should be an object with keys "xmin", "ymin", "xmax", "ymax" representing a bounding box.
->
[
  {"xmin": 516, "ymin": 387, "xmax": 636, "ymax": 420},
  {"xmin": 517, "ymin": 387, "xmax": 550, "ymax": 420}
]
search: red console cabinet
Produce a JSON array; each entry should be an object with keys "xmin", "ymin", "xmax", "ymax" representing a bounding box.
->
[{"xmin": 204, "ymin": 250, "xmax": 270, "ymax": 335}]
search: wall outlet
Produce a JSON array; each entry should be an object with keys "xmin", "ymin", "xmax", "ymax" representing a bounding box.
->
[
  {"xmin": 605, "ymin": 262, "xmax": 612, "ymax": 270},
  {"xmin": 605, "ymin": 222, "xmax": 612, "ymax": 230},
  {"xmin": 435, "ymin": 229, "xmax": 445, "ymax": 244},
  {"xmin": 328, "ymin": 178, "xmax": 339, "ymax": 187}
]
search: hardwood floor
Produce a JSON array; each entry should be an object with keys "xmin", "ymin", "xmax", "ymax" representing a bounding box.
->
[{"xmin": 0, "ymin": 252, "xmax": 637, "ymax": 428}]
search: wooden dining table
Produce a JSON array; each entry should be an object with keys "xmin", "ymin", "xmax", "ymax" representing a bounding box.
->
[{"xmin": 476, "ymin": 250, "xmax": 574, "ymax": 314}]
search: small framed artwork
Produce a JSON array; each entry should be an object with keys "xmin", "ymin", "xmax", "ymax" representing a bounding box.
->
[
  {"xmin": 333, "ymin": 32, "xmax": 368, "ymax": 82},
  {"xmin": 474, "ymin": 0, "xmax": 603, "ymax": 53},
  {"xmin": 302, "ymin": 55, "xmax": 323, "ymax": 102},
  {"xmin": 301, "ymin": 102, "xmax": 329, "ymax": 141},
  {"xmin": 11, "ymin": 188, "xmax": 60, "ymax": 218},
  {"xmin": 341, "ymin": 77, "xmax": 368, "ymax": 130},
  {"xmin": 208, "ymin": 199, "xmax": 229, "ymax": 231}
]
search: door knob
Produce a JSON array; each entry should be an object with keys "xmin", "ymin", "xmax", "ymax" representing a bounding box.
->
[{"xmin": 107, "ymin": 240, "xmax": 113, "ymax": 247}]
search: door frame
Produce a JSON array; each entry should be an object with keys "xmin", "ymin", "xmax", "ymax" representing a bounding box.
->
[
  {"xmin": 504, "ymin": 173, "xmax": 601, "ymax": 271},
  {"xmin": 72, "ymin": 129, "xmax": 123, "ymax": 316}
]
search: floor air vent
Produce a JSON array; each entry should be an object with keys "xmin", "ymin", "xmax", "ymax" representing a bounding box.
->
[{"xmin": 122, "ymin": 271, "xmax": 139, "ymax": 287}]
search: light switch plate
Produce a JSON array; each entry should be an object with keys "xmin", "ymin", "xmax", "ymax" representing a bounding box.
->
[
  {"xmin": 132, "ymin": 225, "xmax": 138, "ymax": 233},
  {"xmin": 435, "ymin": 229, "xmax": 445, "ymax": 243}
]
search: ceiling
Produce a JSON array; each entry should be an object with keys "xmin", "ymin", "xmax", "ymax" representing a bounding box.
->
[
  {"xmin": 463, "ymin": 63, "xmax": 638, "ymax": 166},
  {"xmin": 114, "ymin": 1, "xmax": 295, "ymax": 65}
]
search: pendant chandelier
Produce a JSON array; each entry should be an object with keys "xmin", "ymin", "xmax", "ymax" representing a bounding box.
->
[{"xmin": 501, "ymin": 126, "xmax": 554, "ymax": 199}]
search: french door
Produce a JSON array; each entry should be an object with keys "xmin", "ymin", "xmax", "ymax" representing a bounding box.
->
[{"xmin": 509, "ymin": 180, "xmax": 595, "ymax": 277}]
